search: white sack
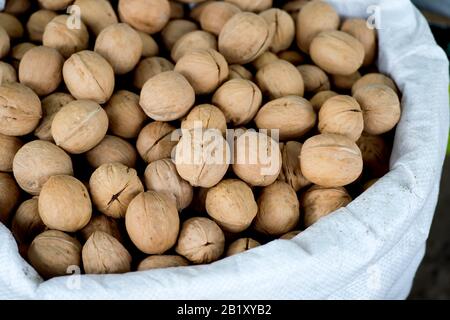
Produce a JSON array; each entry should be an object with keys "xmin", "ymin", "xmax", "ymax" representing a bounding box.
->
[{"xmin": 1, "ymin": 0, "xmax": 449, "ymax": 300}]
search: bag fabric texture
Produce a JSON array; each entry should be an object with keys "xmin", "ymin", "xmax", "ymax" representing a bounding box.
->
[{"xmin": 0, "ymin": 0, "xmax": 449, "ymax": 300}]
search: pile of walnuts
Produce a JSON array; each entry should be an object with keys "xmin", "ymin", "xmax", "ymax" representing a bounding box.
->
[{"xmin": 0, "ymin": 0, "xmax": 401, "ymax": 279}]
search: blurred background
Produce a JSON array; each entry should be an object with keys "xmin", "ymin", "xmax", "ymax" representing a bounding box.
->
[{"xmin": 409, "ymin": 0, "xmax": 450, "ymax": 299}]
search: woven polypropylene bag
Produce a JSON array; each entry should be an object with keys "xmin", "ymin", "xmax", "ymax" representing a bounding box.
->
[{"xmin": 1, "ymin": 0, "xmax": 449, "ymax": 300}]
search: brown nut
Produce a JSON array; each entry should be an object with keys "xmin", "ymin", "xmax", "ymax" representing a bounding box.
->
[
  {"xmin": 175, "ymin": 129, "xmax": 230, "ymax": 188},
  {"xmin": 133, "ymin": 57, "xmax": 174, "ymax": 90},
  {"xmin": 137, "ymin": 255, "xmax": 189, "ymax": 271},
  {"xmin": 37, "ymin": 0, "xmax": 72, "ymax": 10},
  {"xmin": 181, "ymin": 104, "xmax": 227, "ymax": 136},
  {"xmin": 255, "ymin": 96, "xmax": 316, "ymax": 140},
  {"xmin": 278, "ymin": 50, "xmax": 305, "ymax": 65},
  {"xmin": 26, "ymin": 9, "xmax": 58, "ymax": 42},
  {"xmin": 137, "ymin": 121, "xmax": 178, "ymax": 163},
  {"xmin": 51, "ymin": 100, "xmax": 109, "ymax": 154},
  {"xmin": 13, "ymin": 140, "xmax": 73, "ymax": 195},
  {"xmin": 278, "ymin": 141, "xmax": 310, "ymax": 192},
  {"xmin": 0, "ymin": 133, "xmax": 23, "ymax": 172},
  {"xmin": 352, "ymin": 73, "xmax": 398, "ymax": 95},
  {"xmin": 0, "ymin": 62, "xmax": 17, "ymax": 85},
  {"xmin": 171, "ymin": 30, "xmax": 217, "ymax": 62},
  {"xmin": 118, "ymin": 0, "xmax": 170, "ymax": 34},
  {"xmin": 161, "ymin": 19, "xmax": 198, "ymax": 51},
  {"xmin": 206, "ymin": 179, "xmax": 258, "ymax": 233},
  {"xmin": 200, "ymin": 2, "xmax": 240, "ymax": 36},
  {"xmin": 11, "ymin": 43, "xmax": 35, "ymax": 69},
  {"xmin": 39, "ymin": 175, "xmax": 92, "ymax": 232},
  {"xmin": 175, "ymin": 217, "xmax": 225, "ymax": 264},
  {"xmin": 43, "ymin": 15, "xmax": 89, "ymax": 58},
  {"xmin": 256, "ymin": 60, "xmax": 304, "ymax": 98},
  {"xmin": 341, "ymin": 18, "xmax": 377, "ymax": 67},
  {"xmin": 28, "ymin": 230, "xmax": 81, "ymax": 279},
  {"xmin": 0, "ymin": 173, "xmax": 20, "ymax": 223},
  {"xmin": 280, "ymin": 230, "xmax": 301, "ymax": 240},
  {"xmin": 34, "ymin": 93, "xmax": 75, "ymax": 142},
  {"xmin": 356, "ymin": 133, "xmax": 390, "ymax": 178},
  {"xmin": 11, "ymin": 197, "xmax": 46, "ymax": 244},
  {"xmin": 302, "ymin": 185, "xmax": 352, "ymax": 227},
  {"xmin": 296, "ymin": 0, "xmax": 340, "ymax": 53},
  {"xmin": 79, "ymin": 214, "xmax": 123, "ymax": 243},
  {"xmin": 226, "ymin": 238, "xmax": 260, "ymax": 257},
  {"xmin": 138, "ymin": 31, "xmax": 159, "ymax": 58},
  {"xmin": 4, "ymin": 0, "xmax": 31, "ymax": 15},
  {"xmin": 219, "ymin": 12, "xmax": 274, "ymax": 64},
  {"xmin": 144, "ymin": 158, "xmax": 193, "ymax": 211},
  {"xmin": 212, "ymin": 79, "xmax": 262, "ymax": 126},
  {"xmin": 0, "ymin": 12, "xmax": 24, "ymax": 39},
  {"xmin": 0, "ymin": 27, "xmax": 9, "ymax": 59},
  {"xmin": 310, "ymin": 30, "xmax": 365, "ymax": 76},
  {"xmin": 318, "ymin": 95, "xmax": 364, "ymax": 141},
  {"xmin": 0, "ymin": 83, "xmax": 42, "ymax": 136},
  {"xmin": 233, "ymin": 131, "xmax": 282, "ymax": 187},
  {"xmin": 19, "ymin": 46, "xmax": 64, "ymax": 96},
  {"xmin": 297, "ymin": 64, "xmax": 330, "ymax": 94},
  {"xmin": 140, "ymin": 71, "xmax": 195, "ymax": 121},
  {"xmin": 331, "ymin": 71, "xmax": 362, "ymax": 91},
  {"xmin": 310, "ymin": 90, "xmax": 338, "ymax": 112},
  {"xmin": 225, "ymin": 0, "xmax": 272, "ymax": 12},
  {"xmin": 82, "ymin": 231, "xmax": 132, "ymax": 274},
  {"xmin": 228, "ymin": 64, "xmax": 252, "ymax": 80},
  {"xmin": 190, "ymin": 1, "xmax": 214, "ymax": 21},
  {"xmin": 260, "ymin": 8, "xmax": 295, "ymax": 53},
  {"xmin": 301, "ymin": 133, "xmax": 363, "ymax": 187},
  {"xmin": 94, "ymin": 23, "xmax": 142, "ymax": 75},
  {"xmin": 89, "ymin": 163, "xmax": 144, "ymax": 218},
  {"xmin": 104, "ymin": 90, "xmax": 147, "ymax": 139},
  {"xmin": 254, "ymin": 181, "xmax": 300, "ymax": 236},
  {"xmin": 63, "ymin": 50, "xmax": 115, "ymax": 104},
  {"xmin": 353, "ymin": 84, "xmax": 401, "ymax": 135},
  {"xmin": 125, "ymin": 191, "xmax": 180, "ymax": 254},
  {"xmin": 73, "ymin": 0, "xmax": 118, "ymax": 36},
  {"xmin": 252, "ymin": 51, "xmax": 278, "ymax": 70}
]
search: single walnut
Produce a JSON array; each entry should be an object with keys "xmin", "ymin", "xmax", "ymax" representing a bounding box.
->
[
  {"xmin": 181, "ymin": 104, "xmax": 227, "ymax": 136},
  {"xmin": 228, "ymin": 64, "xmax": 253, "ymax": 80},
  {"xmin": 297, "ymin": 64, "xmax": 330, "ymax": 94},
  {"xmin": 0, "ymin": 12, "xmax": 24, "ymax": 39},
  {"xmin": 357, "ymin": 133, "xmax": 390, "ymax": 178},
  {"xmin": 0, "ymin": 27, "xmax": 9, "ymax": 59},
  {"xmin": 310, "ymin": 90, "xmax": 338, "ymax": 112},
  {"xmin": 260, "ymin": 8, "xmax": 295, "ymax": 53},
  {"xmin": 26, "ymin": 9, "xmax": 58, "ymax": 42},
  {"xmin": 13, "ymin": 140, "xmax": 73, "ymax": 195},
  {"xmin": 171, "ymin": 30, "xmax": 217, "ymax": 62},
  {"xmin": 51, "ymin": 100, "xmax": 109, "ymax": 154},
  {"xmin": 352, "ymin": 73, "xmax": 398, "ymax": 95},
  {"xmin": 133, "ymin": 57, "xmax": 174, "ymax": 90},
  {"xmin": 104, "ymin": 91, "xmax": 147, "ymax": 139},
  {"xmin": 0, "ymin": 82, "xmax": 42, "ymax": 137},
  {"xmin": 252, "ymin": 51, "xmax": 278, "ymax": 70},
  {"xmin": 206, "ymin": 179, "xmax": 258, "ymax": 233},
  {"xmin": 11, "ymin": 43, "xmax": 35, "ymax": 69},
  {"xmin": 233, "ymin": 131, "xmax": 282, "ymax": 187},
  {"xmin": 212, "ymin": 79, "xmax": 262, "ymax": 126},
  {"xmin": 280, "ymin": 230, "xmax": 301, "ymax": 240},
  {"xmin": 200, "ymin": 2, "xmax": 240, "ymax": 36},
  {"xmin": 86, "ymin": 135, "xmax": 138, "ymax": 169},
  {"xmin": 255, "ymin": 96, "xmax": 316, "ymax": 140},
  {"xmin": 0, "ymin": 133, "xmax": 23, "ymax": 172},
  {"xmin": 39, "ymin": 175, "xmax": 92, "ymax": 232},
  {"xmin": 226, "ymin": 238, "xmax": 260, "ymax": 257},
  {"xmin": 0, "ymin": 61, "xmax": 17, "ymax": 85},
  {"xmin": 82, "ymin": 231, "xmax": 132, "ymax": 274},
  {"xmin": 137, "ymin": 121, "xmax": 178, "ymax": 163},
  {"xmin": 0, "ymin": 172, "xmax": 20, "ymax": 223},
  {"xmin": 190, "ymin": 1, "xmax": 213, "ymax": 21},
  {"xmin": 118, "ymin": 0, "xmax": 170, "ymax": 34},
  {"xmin": 302, "ymin": 185, "xmax": 352, "ymax": 227},
  {"xmin": 79, "ymin": 214, "xmax": 123, "ymax": 243},
  {"xmin": 4, "ymin": 0, "xmax": 31, "ymax": 15},
  {"xmin": 73, "ymin": 0, "xmax": 118, "ymax": 36},
  {"xmin": 332, "ymin": 71, "xmax": 362, "ymax": 91},
  {"xmin": 225, "ymin": 0, "xmax": 272, "ymax": 12},
  {"xmin": 125, "ymin": 191, "xmax": 180, "ymax": 254},
  {"xmin": 219, "ymin": 12, "xmax": 274, "ymax": 64},
  {"xmin": 89, "ymin": 163, "xmax": 144, "ymax": 218},
  {"xmin": 175, "ymin": 217, "xmax": 225, "ymax": 264},
  {"xmin": 256, "ymin": 60, "xmax": 304, "ymax": 98},
  {"xmin": 301, "ymin": 133, "xmax": 363, "ymax": 187},
  {"xmin": 254, "ymin": 181, "xmax": 300, "ymax": 236},
  {"xmin": 162, "ymin": 19, "xmax": 198, "ymax": 50},
  {"xmin": 353, "ymin": 84, "xmax": 401, "ymax": 135},
  {"xmin": 28, "ymin": 230, "xmax": 82, "ymax": 279},
  {"xmin": 137, "ymin": 255, "xmax": 189, "ymax": 271},
  {"xmin": 318, "ymin": 95, "xmax": 364, "ymax": 141},
  {"xmin": 278, "ymin": 141, "xmax": 310, "ymax": 192},
  {"xmin": 341, "ymin": 18, "xmax": 377, "ymax": 67},
  {"xmin": 43, "ymin": 15, "xmax": 89, "ymax": 58},
  {"xmin": 11, "ymin": 197, "xmax": 46, "ymax": 244},
  {"xmin": 138, "ymin": 31, "xmax": 159, "ymax": 57}
]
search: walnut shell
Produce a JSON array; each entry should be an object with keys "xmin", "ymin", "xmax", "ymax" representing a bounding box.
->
[
  {"xmin": 341, "ymin": 18, "xmax": 377, "ymax": 67},
  {"xmin": 11, "ymin": 43, "xmax": 35, "ymax": 68},
  {"xmin": 331, "ymin": 71, "xmax": 362, "ymax": 91},
  {"xmin": 86, "ymin": 135, "xmax": 138, "ymax": 169},
  {"xmin": 260, "ymin": 8, "xmax": 295, "ymax": 53},
  {"xmin": 138, "ymin": 31, "xmax": 159, "ymax": 57},
  {"xmin": 280, "ymin": 230, "xmax": 301, "ymax": 240},
  {"xmin": 63, "ymin": 50, "xmax": 115, "ymax": 104},
  {"xmin": 0, "ymin": 61, "xmax": 17, "ymax": 85},
  {"xmin": 37, "ymin": 0, "xmax": 72, "ymax": 10},
  {"xmin": 175, "ymin": 217, "xmax": 225, "ymax": 264},
  {"xmin": 226, "ymin": 238, "xmax": 260, "ymax": 257},
  {"xmin": 278, "ymin": 50, "xmax": 305, "ymax": 65},
  {"xmin": 89, "ymin": 163, "xmax": 144, "ymax": 218},
  {"xmin": 118, "ymin": 0, "xmax": 170, "ymax": 34},
  {"xmin": 51, "ymin": 100, "xmax": 109, "ymax": 154},
  {"xmin": 0, "ymin": 12, "xmax": 24, "ymax": 39},
  {"xmin": 125, "ymin": 191, "xmax": 180, "ymax": 254},
  {"xmin": 171, "ymin": 30, "xmax": 217, "ymax": 62},
  {"xmin": 310, "ymin": 90, "xmax": 338, "ymax": 112},
  {"xmin": 301, "ymin": 133, "xmax": 363, "ymax": 187},
  {"xmin": 79, "ymin": 214, "xmax": 123, "ymax": 243},
  {"xmin": 39, "ymin": 175, "xmax": 92, "ymax": 232},
  {"xmin": 11, "ymin": 197, "xmax": 46, "ymax": 244},
  {"xmin": 353, "ymin": 84, "xmax": 401, "ymax": 135},
  {"xmin": 278, "ymin": 141, "xmax": 310, "ymax": 192},
  {"xmin": 297, "ymin": 64, "xmax": 330, "ymax": 94},
  {"xmin": 140, "ymin": 71, "xmax": 195, "ymax": 121},
  {"xmin": 212, "ymin": 79, "xmax": 262, "ymax": 126},
  {"xmin": 137, "ymin": 255, "xmax": 189, "ymax": 271},
  {"xmin": 302, "ymin": 185, "xmax": 352, "ymax": 227},
  {"xmin": 200, "ymin": 2, "xmax": 240, "ymax": 36},
  {"xmin": 137, "ymin": 121, "xmax": 178, "ymax": 163},
  {"xmin": 0, "ymin": 133, "xmax": 23, "ymax": 172},
  {"xmin": 254, "ymin": 181, "xmax": 300, "ymax": 236},
  {"xmin": 181, "ymin": 104, "xmax": 227, "ymax": 136},
  {"xmin": 0, "ymin": 82, "xmax": 42, "ymax": 137},
  {"xmin": 228, "ymin": 64, "xmax": 253, "ymax": 80},
  {"xmin": 133, "ymin": 57, "xmax": 174, "ymax": 90},
  {"xmin": 190, "ymin": 1, "xmax": 213, "ymax": 21},
  {"xmin": 356, "ymin": 133, "xmax": 390, "ymax": 178},
  {"xmin": 28, "ymin": 230, "xmax": 82, "ymax": 279},
  {"xmin": 219, "ymin": 12, "xmax": 274, "ymax": 64},
  {"xmin": 252, "ymin": 51, "xmax": 278, "ymax": 70},
  {"xmin": 225, "ymin": 0, "xmax": 272, "ymax": 12},
  {"xmin": 256, "ymin": 60, "xmax": 304, "ymax": 98},
  {"xmin": 4, "ymin": 0, "xmax": 31, "ymax": 15},
  {"xmin": 26, "ymin": 9, "xmax": 58, "ymax": 42},
  {"xmin": 161, "ymin": 19, "xmax": 198, "ymax": 50},
  {"xmin": 318, "ymin": 95, "xmax": 364, "ymax": 141},
  {"xmin": 206, "ymin": 179, "xmax": 258, "ymax": 233},
  {"xmin": 255, "ymin": 96, "xmax": 316, "ymax": 140},
  {"xmin": 73, "ymin": 0, "xmax": 118, "ymax": 36},
  {"xmin": 352, "ymin": 73, "xmax": 398, "ymax": 95},
  {"xmin": 0, "ymin": 27, "xmax": 9, "ymax": 59},
  {"xmin": 0, "ymin": 172, "xmax": 20, "ymax": 223},
  {"xmin": 13, "ymin": 140, "xmax": 73, "ymax": 195},
  {"xmin": 82, "ymin": 231, "xmax": 131, "ymax": 274},
  {"xmin": 233, "ymin": 131, "xmax": 282, "ymax": 187}
]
